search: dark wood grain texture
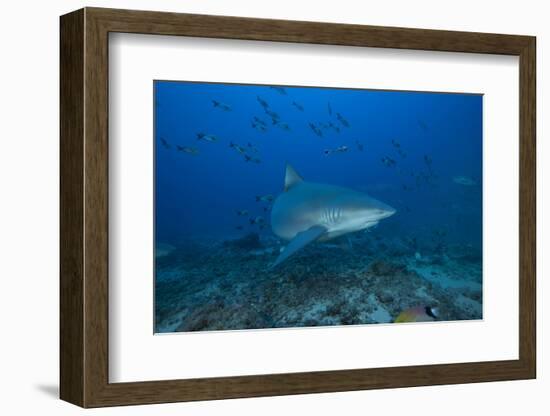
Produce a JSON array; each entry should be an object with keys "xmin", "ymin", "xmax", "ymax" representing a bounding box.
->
[
  {"xmin": 59, "ymin": 8, "xmax": 85, "ymax": 406},
  {"xmin": 60, "ymin": 7, "xmax": 536, "ymax": 408},
  {"xmin": 518, "ymin": 38, "xmax": 536, "ymax": 375}
]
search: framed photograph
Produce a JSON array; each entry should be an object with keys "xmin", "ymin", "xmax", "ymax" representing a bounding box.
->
[{"xmin": 60, "ymin": 7, "xmax": 536, "ymax": 408}]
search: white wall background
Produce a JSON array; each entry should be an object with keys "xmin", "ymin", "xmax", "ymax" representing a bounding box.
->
[{"xmin": 0, "ymin": 0, "xmax": 545, "ymax": 414}]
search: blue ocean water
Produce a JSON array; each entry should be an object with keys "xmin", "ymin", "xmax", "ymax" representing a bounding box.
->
[{"xmin": 154, "ymin": 81, "xmax": 482, "ymax": 333}]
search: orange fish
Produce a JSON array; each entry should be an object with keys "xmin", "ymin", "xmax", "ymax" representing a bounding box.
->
[{"xmin": 394, "ymin": 306, "xmax": 439, "ymax": 323}]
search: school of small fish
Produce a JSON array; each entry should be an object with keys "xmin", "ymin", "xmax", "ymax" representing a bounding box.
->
[{"xmin": 157, "ymin": 85, "xmax": 477, "ymax": 234}]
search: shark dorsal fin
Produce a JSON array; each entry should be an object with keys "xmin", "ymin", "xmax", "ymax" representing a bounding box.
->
[{"xmin": 285, "ymin": 164, "xmax": 303, "ymax": 191}]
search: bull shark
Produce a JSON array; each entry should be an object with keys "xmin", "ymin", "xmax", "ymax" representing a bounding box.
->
[{"xmin": 270, "ymin": 164, "xmax": 396, "ymax": 267}]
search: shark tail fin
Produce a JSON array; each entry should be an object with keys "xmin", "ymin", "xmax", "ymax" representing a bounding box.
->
[{"xmin": 284, "ymin": 164, "xmax": 304, "ymax": 191}]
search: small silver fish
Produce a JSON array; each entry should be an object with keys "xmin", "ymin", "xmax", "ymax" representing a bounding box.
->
[
  {"xmin": 230, "ymin": 142, "xmax": 247, "ymax": 154},
  {"xmin": 265, "ymin": 109, "xmax": 280, "ymax": 121},
  {"xmin": 249, "ymin": 216, "xmax": 266, "ymax": 225},
  {"xmin": 269, "ymin": 86, "xmax": 287, "ymax": 95},
  {"xmin": 381, "ymin": 156, "xmax": 396, "ymax": 167},
  {"xmin": 247, "ymin": 142, "xmax": 259, "ymax": 153},
  {"xmin": 236, "ymin": 210, "xmax": 249, "ymax": 216},
  {"xmin": 256, "ymin": 194, "xmax": 274, "ymax": 203},
  {"xmin": 251, "ymin": 122, "xmax": 267, "ymax": 132},
  {"xmin": 196, "ymin": 132, "xmax": 218, "ymax": 143},
  {"xmin": 274, "ymin": 120, "xmax": 291, "ymax": 131},
  {"xmin": 176, "ymin": 145, "xmax": 199, "ymax": 155},
  {"xmin": 336, "ymin": 112, "xmax": 350, "ymax": 127},
  {"xmin": 253, "ymin": 116, "xmax": 268, "ymax": 127},
  {"xmin": 257, "ymin": 95, "xmax": 269, "ymax": 109},
  {"xmin": 160, "ymin": 137, "xmax": 171, "ymax": 149},
  {"xmin": 452, "ymin": 175, "xmax": 477, "ymax": 186},
  {"xmin": 328, "ymin": 122, "xmax": 340, "ymax": 133},
  {"xmin": 244, "ymin": 155, "xmax": 261, "ymax": 164},
  {"xmin": 308, "ymin": 122, "xmax": 323, "ymax": 137},
  {"xmin": 212, "ymin": 100, "xmax": 232, "ymax": 111},
  {"xmin": 324, "ymin": 145, "xmax": 348, "ymax": 155},
  {"xmin": 336, "ymin": 145, "xmax": 349, "ymax": 153},
  {"xmin": 292, "ymin": 101, "xmax": 304, "ymax": 111}
]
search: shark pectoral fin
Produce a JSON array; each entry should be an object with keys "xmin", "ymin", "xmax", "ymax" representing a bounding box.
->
[{"xmin": 271, "ymin": 226, "xmax": 327, "ymax": 268}]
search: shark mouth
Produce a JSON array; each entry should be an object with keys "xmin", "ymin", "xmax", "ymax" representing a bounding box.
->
[{"xmin": 363, "ymin": 221, "xmax": 379, "ymax": 230}]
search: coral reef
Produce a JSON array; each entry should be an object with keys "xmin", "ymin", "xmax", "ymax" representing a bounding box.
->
[{"xmin": 155, "ymin": 232, "xmax": 483, "ymax": 333}]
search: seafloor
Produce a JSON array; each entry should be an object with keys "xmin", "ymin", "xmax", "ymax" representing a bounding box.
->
[{"xmin": 155, "ymin": 232, "xmax": 482, "ymax": 333}]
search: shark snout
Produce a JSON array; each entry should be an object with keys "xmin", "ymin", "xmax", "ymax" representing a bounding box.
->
[
  {"xmin": 374, "ymin": 204, "xmax": 396, "ymax": 220},
  {"xmin": 385, "ymin": 208, "xmax": 396, "ymax": 219}
]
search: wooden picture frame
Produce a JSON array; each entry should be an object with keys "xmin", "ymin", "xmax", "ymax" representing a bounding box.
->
[{"xmin": 60, "ymin": 7, "xmax": 536, "ymax": 408}]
